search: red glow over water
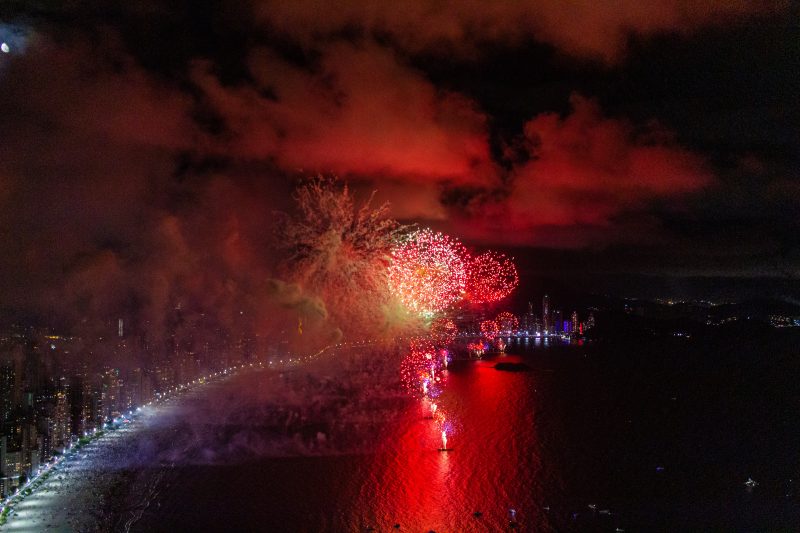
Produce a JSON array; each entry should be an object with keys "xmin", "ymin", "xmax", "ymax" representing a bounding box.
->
[{"xmin": 355, "ymin": 355, "xmax": 544, "ymax": 530}]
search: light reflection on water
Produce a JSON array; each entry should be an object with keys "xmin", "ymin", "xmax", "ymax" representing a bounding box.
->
[
  {"xmin": 125, "ymin": 354, "xmax": 547, "ymax": 532},
  {"xmin": 351, "ymin": 355, "xmax": 544, "ymax": 531},
  {"xmin": 15, "ymin": 333, "xmax": 800, "ymax": 532}
]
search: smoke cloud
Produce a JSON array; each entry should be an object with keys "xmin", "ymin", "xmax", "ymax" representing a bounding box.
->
[
  {"xmin": 0, "ymin": 0, "xmax": 794, "ymax": 354},
  {"xmin": 251, "ymin": 0, "xmax": 784, "ymax": 63},
  {"xmin": 454, "ymin": 94, "xmax": 714, "ymax": 246}
]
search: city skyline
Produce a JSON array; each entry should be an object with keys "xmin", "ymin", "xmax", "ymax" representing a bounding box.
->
[{"xmin": 0, "ymin": 2, "xmax": 797, "ymax": 530}]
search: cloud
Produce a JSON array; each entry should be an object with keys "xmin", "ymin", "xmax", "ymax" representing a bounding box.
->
[
  {"xmin": 0, "ymin": 0, "xmax": 793, "ymax": 351},
  {"xmin": 351, "ymin": 180, "xmax": 448, "ymax": 222},
  {"xmin": 265, "ymin": 279, "xmax": 328, "ymax": 321},
  {"xmin": 195, "ymin": 42, "xmax": 497, "ymax": 187},
  {"xmin": 251, "ymin": 0, "xmax": 785, "ymax": 62},
  {"xmin": 0, "ymin": 37, "xmax": 194, "ymax": 315},
  {"xmin": 455, "ymin": 94, "xmax": 714, "ymax": 246},
  {"xmin": 0, "ymin": 36, "xmax": 305, "ymax": 347}
]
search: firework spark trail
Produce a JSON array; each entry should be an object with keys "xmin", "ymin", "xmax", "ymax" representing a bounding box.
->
[
  {"xmin": 387, "ymin": 230, "xmax": 522, "ymax": 448},
  {"xmin": 495, "ymin": 311, "xmax": 519, "ymax": 334},
  {"xmin": 279, "ymin": 180, "xmax": 523, "ymax": 451},
  {"xmin": 275, "ymin": 176, "xmax": 421, "ymax": 344},
  {"xmin": 387, "ymin": 229, "xmax": 467, "ymax": 315},
  {"xmin": 430, "ymin": 317, "xmax": 457, "ymax": 345},
  {"xmin": 399, "ymin": 337, "xmax": 443, "ymax": 398},
  {"xmin": 398, "ymin": 328, "xmax": 457, "ymax": 445},
  {"xmin": 464, "ymin": 251, "xmax": 519, "ymax": 304},
  {"xmin": 480, "ymin": 319, "xmax": 500, "ymax": 340}
]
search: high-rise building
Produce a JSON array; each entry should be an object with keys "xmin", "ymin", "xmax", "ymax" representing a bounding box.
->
[
  {"xmin": 542, "ymin": 295, "xmax": 550, "ymax": 334},
  {"xmin": 1, "ymin": 435, "xmax": 24, "ymax": 493},
  {"xmin": 101, "ymin": 368, "xmax": 121, "ymax": 420},
  {"xmin": 52, "ymin": 388, "xmax": 71, "ymax": 449},
  {"xmin": 21, "ymin": 423, "xmax": 38, "ymax": 474},
  {"xmin": 553, "ymin": 310, "xmax": 563, "ymax": 333},
  {"xmin": 0, "ymin": 436, "xmax": 7, "ymax": 497},
  {"xmin": 0, "ymin": 362, "xmax": 14, "ymax": 429},
  {"xmin": 79, "ymin": 377, "xmax": 98, "ymax": 434},
  {"xmin": 39, "ymin": 415, "xmax": 53, "ymax": 463},
  {"xmin": 571, "ymin": 311, "xmax": 579, "ymax": 336},
  {"xmin": 523, "ymin": 302, "xmax": 536, "ymax": 334}
]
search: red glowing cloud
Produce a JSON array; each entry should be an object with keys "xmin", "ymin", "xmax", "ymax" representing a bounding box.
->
[
  {"xmin": 252, "ymin": 0, "xmax": 785, "ymax": 63},
  {"xmin": 457, "ymin": 94, "xmax": 714, "ymax": 246},
  {"xmin": 195, "ymin": 43, "xmax": 497, "ymax": 187}
]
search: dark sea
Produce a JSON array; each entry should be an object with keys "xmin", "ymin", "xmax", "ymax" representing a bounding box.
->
[{"xmin": 101, "ymin": 329, "xmax": 800, "ymax": 532}]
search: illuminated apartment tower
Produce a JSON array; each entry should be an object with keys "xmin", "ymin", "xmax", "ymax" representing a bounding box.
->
[
  {"xmin": 52, "ymin": 389, "xmax": 70, "ymax": 449},
  {"xmin": 524, "ymin": 302, "xmax": 536, "ymax": 333},
  {"xmin": 553, "ymin": 310, "xmax": 563, "ymax": 333},
  {"xmin": 0, "ymin": 363, "xmax": 14, "ymax": 429},
  {"xmin": 571, "ymin": 311, "xmax": 579, "ymax": 336},
  {"xmin": 542, "ymin": 295, "xmax": 550, "ymax": 334}
]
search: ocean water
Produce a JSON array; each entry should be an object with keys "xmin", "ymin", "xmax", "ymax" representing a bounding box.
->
[
  {"xmin": 7, "ymin": 330, "xmax": 799, "ymax": 532},
  {"xmin": 129, "ymin": 331, "xmax": 799, "ymax": 532}
]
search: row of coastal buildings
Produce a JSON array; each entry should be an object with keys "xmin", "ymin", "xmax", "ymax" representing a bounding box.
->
[
  {"xmin": 454, "ymin": 295, "xmax": 595, "ymax": 337},
  {"xmin": 0, "ymin": 316, "xmax": 260, "ymax": 497}
]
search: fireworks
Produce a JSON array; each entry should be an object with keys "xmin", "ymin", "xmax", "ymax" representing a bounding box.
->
[
  {"xmin": 430, "ymin": 317, "xmax": 458, "ymax": 344},
  {"xmin": 388, "ymin": 229, "xmax": 467, "ymax": 315},
  {"xmin": 464, "ymin": 251, "xmax": 519, "ymax": 304},
  {"xmin": 276, "ymin": 176, "xmax": 412, "ymax": 338},
  {"xmin": 480, "ymin": 319, "xmax": 500, "ymax": 340},
  {"xmin": 399, "ymin": 337, "xmax": 443, "ymax": 396},
  {"xmin": 495, "ymin": 311, "xmax": 519, "ymax": 333},
  {"xmin": 276, "ymin": 182, "xmax": 524, "ymax": 452},
  {"xmin": 467, "ymin": 341, "xmax": 486, "ymax": 356},
  {"xmin": 388, "ymin": 228, "xmax": 520, "ymax": 319}
]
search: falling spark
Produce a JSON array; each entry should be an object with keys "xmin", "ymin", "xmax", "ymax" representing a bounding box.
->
[
  {"xmin": 276, "ymin": 176, "xmax": 412, "ymax": 338},
  {"xmin": 464, "ymin": 251, "xmax": 519, "ymax": 304},
  {"xmin": 430, "ymin": 317, "xmax": 458, "ymax": 344},
  {"xmin": 495, "ymin": 311, "xmax": 519, "ymax": 333},
  {"xmin": 388, "ymin": 229, "xmax": 467, "ymax": 315},
  {"xmin": 480, "ymin": 319, "xmax": 500, "ymax": 340}
]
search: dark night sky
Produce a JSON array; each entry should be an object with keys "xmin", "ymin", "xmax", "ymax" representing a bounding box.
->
[{"xmin": 0, "ymin": 1, "xmax": 798, "ymax": 328}]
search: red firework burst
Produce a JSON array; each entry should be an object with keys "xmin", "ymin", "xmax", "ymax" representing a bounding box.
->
[
  {"xmin": 399, "ymin": 338, "xmax": 443, "ymax": 396},
  {"xmin": 430, "ymin": 317, "xmax": 458, "ymax": 344},
  {"xmin": 480, "ymin": 319, "xmax": 500, "ymax": 340},
  {"xmin": 388, "ymin": 229, "xmax": 467, "ymax": 315},
  {"xmin": 464, "ymin": 251, "xmax": 519, "ymax": 304},
  {"xmin": 495, "ymin": 311, "xmax": 519, "ymax": 333}
]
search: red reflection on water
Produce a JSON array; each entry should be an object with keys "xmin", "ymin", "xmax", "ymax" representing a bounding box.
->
[{"xmin": 356, "ymin": 355, "xmax": 543, "ymax": 531}]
